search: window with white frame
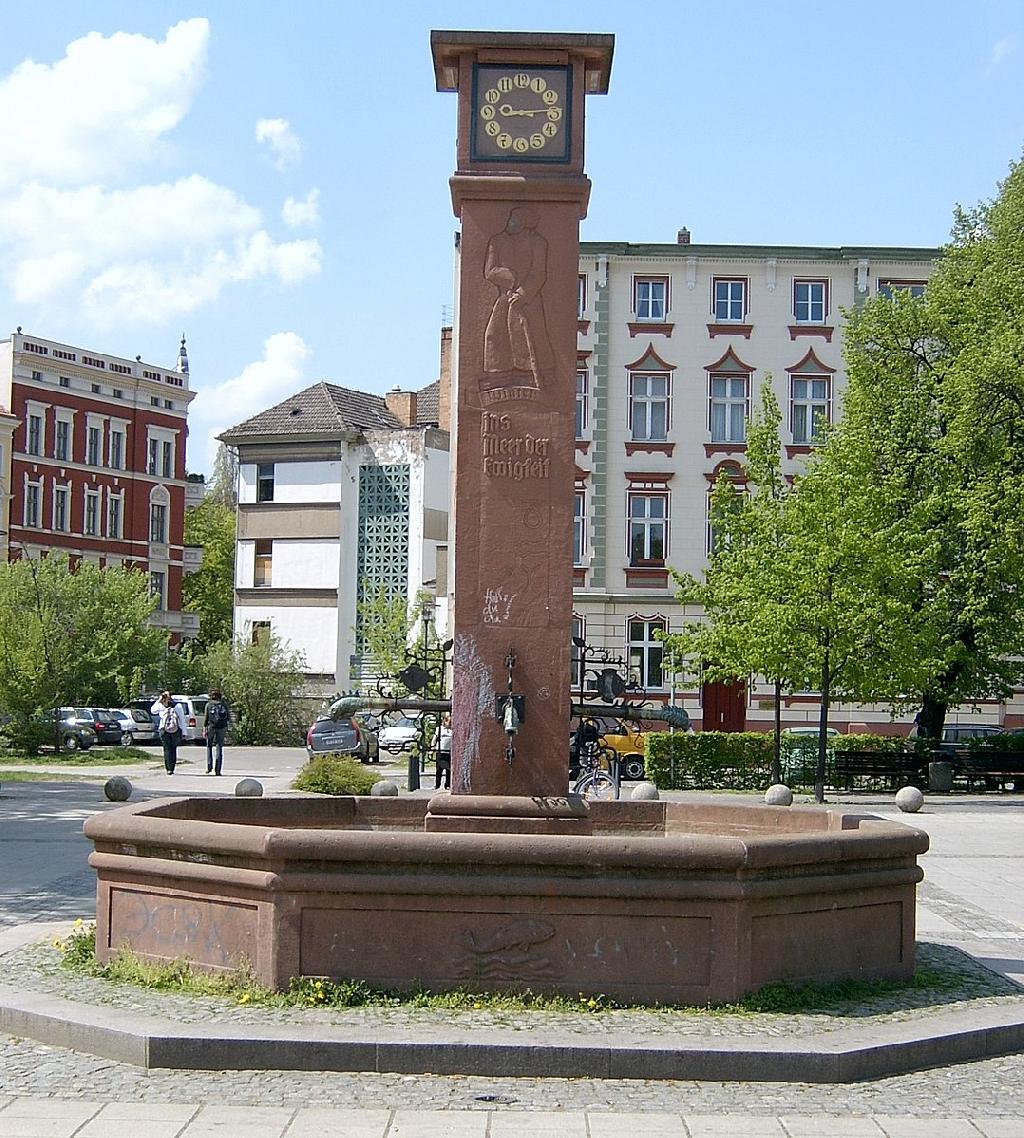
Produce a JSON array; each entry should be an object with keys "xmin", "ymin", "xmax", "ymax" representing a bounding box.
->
[
  {"xmin": 147, "ymin": 430, "xmax": 175, "ymax": 478},
  {"xmin": 147, "ymin": 437, "xmax": 158, "ymax": 475},
  {"xmin": 577, "ymin": 274, "xmax": 587, "ymax": 319},
  {"xmin": 52, "ymin": 485, "xmax": 69, "ymax": 532},
  {"xmin": 27, "ymin": 413, "xmax": 43, "ymax": 456},
  {"xmin": 149, "ymin": 570, "xmax": 165, "ymax": 610},
  {"xmin": 629, "ymin": 372, "xmax": 669, "ymax": 441},
  {"xmin": 84, "ymin": 490, "xmax": 100, "ymax": 536},
  {"xmin": 162, "ymin": 440, "xmax": 173, "ymax": 478},
  {"xmin": 712, "ymin": 278, "xmax": 746, "ymax": 321},
  {"xmin": 149, "ymin": 501, "xmax": 167, "ymax": 544},
  {"xmin": 634, "ymin": 276, "xmax": 668, "ymax": 321},
  {"xmin": 791, "ymin": 375, "xmax": 831, "ymax": 443},
  {"xmin": 109, "ymin": 426, "xmax": 125, "ymax": 470},
  {"xmin": 793, "ymin": 279, "xmax": 828, "ymax": 323},
  {"xmin": 709, "ymin": 374, "xmax": 749, "ymax": 442},
  {"xmin": 628, "ymin": 617, "xmax": 665, "ymax": 689},
  {"xmin": 25, "ymin": 480, "xmax": 41, "ymax": 527},
  {"xmin": 628, "ymin": 492, "xmax": 668, "ymax": 565},
  {"xmin": 256, "ymin": 463, "xmax": 275, "ymax": 503},
  {"xmin": 54, "ymin": 418, "xmax": 71, "ymax": 462},
  {"xmin": 87, "ymin": 424, "xmax": 101, "ymax": 466},
  {"xmin": 706, "ymin": 474, "xmax": 745, "ymax": 554},
  {"xmin": 573, "ymin": 491, "xmax": 586, "ymax": 566},
  {"xmin": 878, "ymin": 279, "xmax": 927, "ymax": 300},
  {"xmin": 108, "ymin": 492, "xmax": 123, "ymax": 539},
  {"xmin": 250, "ymin": 619, "xmax": 271, "ymax": 645},
  {"xmin": 254, "ymin": 539, "xmax": 273, "ymax": 587},
  {"xmin": 575, "ymin": 369, "xmax": 588, "ymax": 438},
  {"xmin": 570, "ymin": 614, "xmax": 585, "ymax": 691}
]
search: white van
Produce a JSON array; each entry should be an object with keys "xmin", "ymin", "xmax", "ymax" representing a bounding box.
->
[{"xmin": 171, "ymin": 694, "xmax": 210, "ymax": 744}]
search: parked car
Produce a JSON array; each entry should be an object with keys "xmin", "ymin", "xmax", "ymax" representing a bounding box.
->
[
  {"xmin": 109, "ymin": 708, "xmax": 158, "ymax": 746},
  {"xmin": 306, "ymin": 715, "xmax": 380, "ymax": 763},
  {"xmin": 39, "ymin": 709, "xmax": 97, "ymax": 752},
  {"xmin": 935, "ymin": 723, "xmax": 1003, "ymax": 755},
  {"xmin": 171, "ymin": 694, "xmax": 210, "ymax": 744},
  {"xmin": 378, "ymin": 713, "xmax": 422, "ymax": 755},
  {"xmin": 68, "ymin": 708, "xmax": 123, "ymax": 746},
  {"xmin": 598, "ymin": 719, "xmax": 648, "ymax": 781}
]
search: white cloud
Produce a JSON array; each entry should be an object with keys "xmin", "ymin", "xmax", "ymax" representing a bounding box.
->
[
  {"xmin": 0, "ymin": 19, "xmax": 209, "ymax": 190},
  {"xmin": 256, "ymin": 117, "xmax": 302, "ymax": 170},
  {"xmin": 988, "ymin": 35, "xmax": 1018, "ymax": 72},
  {"xmin": 282, "ymin": 189, "xmax": 320, "ymax": 228},
  {"xmin": 190, "ymin": 332, "xmax": 311, "ymax": 473}
]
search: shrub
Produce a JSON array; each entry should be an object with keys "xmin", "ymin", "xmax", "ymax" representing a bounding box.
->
[
  {"xmin": 970, "ymin": 732, "xmax": 1024, "ymax": 752},
  {"xmin": 292, "ymin": 754, "xmax": 379, "ymax": 796},
  {"xmin": 646, "ymin": 731, "xmax": 774, "ymax": 791}
]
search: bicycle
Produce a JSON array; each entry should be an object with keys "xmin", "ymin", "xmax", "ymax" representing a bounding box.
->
[{"xmin": 570, "ymin": 717, "xmax": 620, "ymax": 800}]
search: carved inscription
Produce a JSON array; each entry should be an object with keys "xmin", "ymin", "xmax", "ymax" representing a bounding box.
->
[{"xmin": 481, "ymin": 412, "xmax": 550, "ymax": 480}]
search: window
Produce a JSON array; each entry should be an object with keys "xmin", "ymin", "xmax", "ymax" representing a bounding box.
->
[
  {"xmin": 878, "ymin": 280, "xmax": 927, "ymax": 300},
  {"xmin": 87, "ymin": 425, "xmax": 101, "ymax": 466},
  {"xmin": 112, "ymin": 388, "xmax": 123, "ymax": 399},
  {"xmin": 251, "ymin": 620, "xmax": 271, "ymax": 645},
  {"xmin": 84, "ymin": 490, "xmax": 99, "ymax": 536},
  {"xmin": 109, "ymin": 429, "xmax": 124, "ymax": 470},
  {"xmin": 570, "ymin": 614, "xmax": 585, "ymax": 691},
  {"xmin": 628, "ymin": 492, "xmax": 667, "ymax": 565},
  {"xmin": 575, "ymin": 369, "xmax": 588, "ymax": 438},
  {"xmin": 794, "ymin": 279, "xmax": 827, "ymax": 323},
  {"xmin": 573, "ymin": 492, "xmax": 586, "ymax": 566},
  {"xmin": 629, "ymin": 373, "xmax": 669, "ymax": 441},
  {"xmin": 254, "ymin": 539, "xmax": 273, "ymax": 587},
  {"xmin": 256, "ymin": 463, "xmax": 275, "ymax": 503},
  {"xmin": 791, "ymin": 376, "xmax": 831, "ymax": 443},
  {"xmin": 628, "ymin": 617, "xmax": 665, "ymax": 690},
  {"xmin": 31, "ymin": 370, "xmax": 42, "ymax": 382},
  {"xmin": 54, "ymin": 419, "xmax": 70, "ymax": 462},
  {"xmin": 149, "ymin": 571, "xmax": 165, "ymax": 610},
  {"xmin": 634, "ymin": 277, "xmax": 668, "ymax": 321},
  {"xmin": 150, "ymin": 396, "xmax": 159, "ymax": 407},
  {"xmin": 148, "ymin": 438, "xmax": 158, "ymax": 475},
  {"xmin": 163, "ymin": 399, "xmax": 173, "ymax": 410},
  {"xmin": 149, "ymin": 501, "xmax": 167, "ymax": 544},
  {"xmin": 25, "ymin": 481, "xmax": 41, "ymax": 527},
  {"xmin": 709, "ymin": 374, "xmax": 749, "ymax": 442},
  {"xmin": 27, "ymin": 414, "xmax": 42, "ymax": 456},
  {"xmin": 108, "ymin": 494, "xmax": 122, "ymax": 539},
  {"xmin": 713, "ymin": 278, "xmax": 746, "ymax": 321},
  {"xmin": 53, "ymin": 486, "xmax": 69, "ymax": 532},
  {"xmin": 90, "ymin": 383, "xmax": 100, "ymax": 394},
  {"xmin": 706, "ymin": 475, "xmax": 745, "ymax": 554},
  {"xmin": 59, "ymin": 376, "xmax": 71, "ymax": 389},
  {"xmin": 577, "ymin": 274, "xmax": 587, "ymax": 319},
  {"xmin": 162, "ymin": 440, "xmax": 173, "ymax": 478}
]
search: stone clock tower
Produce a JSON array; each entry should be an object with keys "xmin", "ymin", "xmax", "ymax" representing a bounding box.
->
[{"xmin": 430, "ymin": 31, "xmax": 613, "ymax": 812}]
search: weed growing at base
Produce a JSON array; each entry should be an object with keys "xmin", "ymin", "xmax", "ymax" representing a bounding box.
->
[{"xmin": 55, "ymin": 922, "xmax": 962, "ymax": 1016}]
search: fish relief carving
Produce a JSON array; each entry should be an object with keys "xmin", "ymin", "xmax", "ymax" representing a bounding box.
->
[{"xmin": 453, "ymin": 918, "xmax": 559, "ymax": 982}]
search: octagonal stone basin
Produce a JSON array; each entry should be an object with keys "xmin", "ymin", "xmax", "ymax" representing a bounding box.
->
[{"xmin": 84, "ymin": 796, "xmax": 928, "ymax": 1005}]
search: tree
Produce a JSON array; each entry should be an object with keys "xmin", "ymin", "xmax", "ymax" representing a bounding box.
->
[
  {"xmin": 0, "ymin": 556, "xmax": 167, "ymax": 744},
  {"xmin": 208, "ymin": 443, "xmax": 239, "ymax": 508},
  {"xmin": 203, "ymin": 632, "xmax": 307, "ymax": 745},
  {"xmin": 182, "ymin": 494, "xmax": 236, "ymax": 651},
  {"xmin": 840, "ymin": 154, "xmax": 1024, "ymax": 740}
]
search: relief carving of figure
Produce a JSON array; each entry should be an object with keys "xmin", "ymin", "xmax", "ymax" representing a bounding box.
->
[{"xmin": 482, "ymin": 206, "xmax": 554, "ymax": 400}]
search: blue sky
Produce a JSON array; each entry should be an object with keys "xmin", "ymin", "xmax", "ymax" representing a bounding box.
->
[{"xmin": 2, "ymin": 2, "xmax": 1021, "ymax": 475}]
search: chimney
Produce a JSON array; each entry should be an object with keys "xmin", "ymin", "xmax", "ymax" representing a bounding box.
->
[
  {"xmin": 438, "ymin": 326, "xmax": 452, "ymax": 432},
  {"xmin": 677, "ymin": 227, "xmax": 691, "ymax": 245},
  {"xmin": 385, "ymin": 387, "xmax": 417, "ymax": 427}
]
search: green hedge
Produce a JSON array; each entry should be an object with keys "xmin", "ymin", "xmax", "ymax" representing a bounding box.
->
[{"xmin": 292, "ymin": 755, "xmax": 380, "ymax": 796}]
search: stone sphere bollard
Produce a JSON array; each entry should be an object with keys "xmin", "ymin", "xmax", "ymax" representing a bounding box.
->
[
  {"xmin": 895, "ymin": 785, "xmax": 924, "ymax": 813},
  {"xmin": 630, "ymin": 781, "xmax": 660, "ymax": 801},
  {"xmin": 371, "ymin": 779, "xmax": 399, "ymax": 796},
  {"xmin": 235, "ymin": 778, "xmax": 263, "ymax": 797},
  {"xmin": 104, "ymin": 776, "xmax": 132, "ymax": 802},
  {"xmin": 765, "ymin": 783, "xmax": 794, "ymax": 807}
]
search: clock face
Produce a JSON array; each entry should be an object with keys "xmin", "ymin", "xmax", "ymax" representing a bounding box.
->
[{"xmin": 470, "ymin": 64, "xmax": 572, "ymax": 163}]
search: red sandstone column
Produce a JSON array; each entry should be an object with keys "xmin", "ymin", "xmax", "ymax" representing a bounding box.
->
[{"xmin": 431, "ymin": 33, "xmax": 613, "ymax": 801}]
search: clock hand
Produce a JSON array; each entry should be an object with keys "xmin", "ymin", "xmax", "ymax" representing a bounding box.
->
[{"xmin": 498, "ymin": 105, "xmax": 547, "ymax": 117}]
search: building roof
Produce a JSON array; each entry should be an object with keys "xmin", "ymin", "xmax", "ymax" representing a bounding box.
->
[
  {"xmin": 219, "ymin": 380, "xmax": 440, "ymax": 443},
  {"xmin": 580, "ymin": 240, "xmax": 941, "ymax": 261}
]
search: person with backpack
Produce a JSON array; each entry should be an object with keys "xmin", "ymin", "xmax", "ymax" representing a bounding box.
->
[
  {"xmin": 151, "ymin": 691, "xmax": 187, "ymax": 775},
  {"xmin": 203, "ymin": 689, "xmax": 230, "ymax": 776}
]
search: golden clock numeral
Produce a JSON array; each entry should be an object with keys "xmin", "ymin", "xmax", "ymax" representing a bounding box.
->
[
  {"xmin": 541, "ymin": 121, "xmax": 558, "ymax": 138},
  {"xmin": 530, "ymin": 76, "xmax": 547, "ymax": 93},
  {"xmin": 485, "ymin": 120, "xmax": 500, "ymax": 137},
  {"xmin": 496, "ymin": 76, "xmax": 513, "ymax": 93},
  {"xmin": 546, "ymin": 107, "xmax": 562, "ymax": 122},
  {"xmin": 513, "ymin": 73, "xmax": 530, "ymax": 88},
  {"xmin": 479, "ymin": 104, "xmax": 495, "ymax": 121},
  {"xmin": 542, "ymin": 89, "xmax": 559, "ymax": 106},
  {"xmin": 530, "ymin": 133, "xmax": 545, "ymax": 149},
  {"xmin": 512, "ymin": 136, "xmax": 529, "ymax": 153},
  {"xmin": 485, "ymin": 88, "xmax": 500, "ymax": 105},
  {"xmin": 496, "ymin": 132, "xmax": 512, "ymax": 149}
]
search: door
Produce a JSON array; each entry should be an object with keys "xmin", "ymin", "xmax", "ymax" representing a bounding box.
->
[{"xmin": 701, "ymin": 678, "xmax": 747, "ymax": 732}]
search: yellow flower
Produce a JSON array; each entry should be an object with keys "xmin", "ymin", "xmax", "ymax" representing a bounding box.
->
[{"xmin": 237, "ymin": 992, "xmax": 251, "ymax": 1005}]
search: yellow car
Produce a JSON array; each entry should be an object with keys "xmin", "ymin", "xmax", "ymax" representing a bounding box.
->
[{"xmin": 598, "ymin": 719, "xmax": 648, "ymax": 781}]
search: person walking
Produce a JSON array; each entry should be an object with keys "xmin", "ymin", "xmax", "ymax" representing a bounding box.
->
[
  {"xmin": 435, "ymin": 712, "xmax": 452, "ymax": 790},
  {"xmin": 151, "ymin": 691, "xmax": 187, "ymax": 775},
  {"xmin": 203, "ymin": 689, "xmax": 230, "ymax": 775}
]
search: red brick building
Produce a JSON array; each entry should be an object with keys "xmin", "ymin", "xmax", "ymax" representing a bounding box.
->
[{"xmin": 0, "ymin": 329, "xmax": 201, "ymax": 640}]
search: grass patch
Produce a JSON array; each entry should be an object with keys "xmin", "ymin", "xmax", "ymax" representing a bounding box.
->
[
  {"xmin": 0, "ymin": 746, "xmax": 150, "ymax": 766},
  {"xmin": 55, "ymin": 922, "xmax": 977, "ymax": 1016}
]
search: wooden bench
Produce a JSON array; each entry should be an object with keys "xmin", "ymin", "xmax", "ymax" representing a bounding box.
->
[
  {"xmin": 832, "ymin": 750, "xmax": 926, "ymax": 791},
  {"xmin": 955, "ymin": 752, "xmax": 1024, "ymax": 792}
]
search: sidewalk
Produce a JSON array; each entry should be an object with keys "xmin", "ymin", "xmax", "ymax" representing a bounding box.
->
[{"xmin": 0, "ymin": 769, "xmax": 1021, "ymax": 1135}]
